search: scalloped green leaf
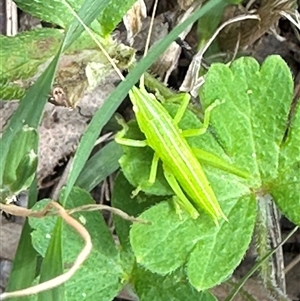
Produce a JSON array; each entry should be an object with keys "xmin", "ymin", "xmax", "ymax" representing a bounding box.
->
[
  {"xmin": 29, "ymin": 187, "xmax": 124, "ymax": 301},
  {"xmin": 270, "ymin": 103, "xmax": 300, "ymax": 225},
  {"xmin": 14, "ymin": 0, "xmax": 94, "ymax": 29},
  {"xmin": 127, "ymin": 55, "xmax": 296, "ymax": 291},
  {"xmin": 187, "ymin": 195, "xmax": 256, "ymax": 290},
  {"xmin": 201, "ymin": 56, "xmax": 293, "ymax": 182},
  {"xmin": 14, "ymin": 0, "xmax": 136, "ymax": 35},
  {"xmin": 200, "ymin": 55, "xmax": 297, "ymax": 225},
  {"xmin": 0, "ymin": 28, "xmax": 62, "ymax": 81},
  {"xmin": 130, "ymin": 196, "xmax": 256, "ymax": 280}
]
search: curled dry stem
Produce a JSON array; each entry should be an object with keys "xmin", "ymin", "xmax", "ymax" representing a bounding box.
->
[
  {"xmin": 0, "ymin": 201, "xmax": 92, "ymax": 300},
  {"xmin": 67, "ymin": 204, "xmax": 150, "ymax": 224},
  {"xmin": 0, "ymin": 202, "xmax": 148, "ymax": 224}
]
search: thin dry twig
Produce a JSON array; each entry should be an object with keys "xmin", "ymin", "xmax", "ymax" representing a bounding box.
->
[
  {"xmin": 0, "ymin": 202, "xmax": 48, "ymax": 218},
  {"xmin": 180, "ymin": 14, "xmax": 260, "ymax": 96},
  {"xmin": 0, "ymin": 201, "xmax": 147, "ymax": 224},
  {"xmin": 67, "ymin": 204, "xmax": 150, "ymax": 224},
  {"xmin": 0, "ymin": 202, "xmax": 92, "ymax": 300}
]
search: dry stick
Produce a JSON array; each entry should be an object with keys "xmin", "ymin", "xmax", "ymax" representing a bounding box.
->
[
  {"xmin": 0, "ymin": 202, "xmax": 148, "ymax": 224},
  {"xmin": 5, "ymin": 0, "xmax": 18, "ymax": 36},
  {"xmin": 0, "ymin": 201, "xmax": 92, "ymax": 301},
  {"xmin": 51, "ymin": 156, "xmax": 74, "ymax": 200},
  {"xmin": 67, "ymin": 204, "xmax": 150, "ymax": 224},
  {"xmin": 94, "ymin": 131, "xmax": 114, "ymax": 147},
  {"xmin": 139, "ymin": 0, "xmax": 159, "ymax": 88},
  {"xmin": 279, "ymin": 10, "xmax": 300, "ymax": 32},
  {"xmin": 179, "ymin": 14, "xmax": 260, "ymax": 96},
  {"xmin": 0, "ymin": 202, "xmax": 46, "ymax": 218}
]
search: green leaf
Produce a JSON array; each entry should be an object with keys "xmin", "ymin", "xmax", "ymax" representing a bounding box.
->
[
  {"xmin": 5, "ymin": 223, "xmax": 38, "ymax": 301},
  {"xmin": 10, "ymin": 150, "xmax": 37, "ymax": 193},
  {"xmin": 6, "ymin": 180, "xmax": 38, "ymax": 301},
  {"xmin": 3, "ymin": 125, "xmax": 38, "ymax": 190},
  {"xmin": 14, "ymin": 0, "xmax": 135, "ymax": 37},
  {"xmin": 133, "ymin": 267, "xmax": 218, "ymax": 301},
  {"xmin": 0, "ymin": 45, "xmax": 62, "ymax": 184},
  {"xmin": 99, "ymin": 0, "xmax": 137, "ymax": 35},
  {"xmin": 62, "ymin": 0, "xmax": 107, "ymax": 49},
  {"xmin": 130, "ymin": 198, "xmax": 255, "ymax": 284},
  {"xmin": 127, "ymin": 55, "xmax": 296, "ymax": 291},
  {"xmin": 29, "ymin": 187, "xmax": 124, "ymax": 301},
  {"xmin": 186, "ymin": 196, "xmax": 256, "ymax": 290},
  {"xmin": 14, "ymin": 0, "xmax": 96, "ymax": 29},
  {"xmin": 112, "ymin": 172, "xmax": 165, "ymax": 249},
  {"xmin": 270, "ymin": 103, "xmax": 300, "ymax": 225},
  {"xmin": 202, "ymin": 56, "xmax": 293, "ymax": 182},
  {"xmin": 201, "ymin": 55, "xmax": 298, "ymax": 224},
  {"xmin": 0, "ymin": 28, "xmax": 62, "ymax": 82}
]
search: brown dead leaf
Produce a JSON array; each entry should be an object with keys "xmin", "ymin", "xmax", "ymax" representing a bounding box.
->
[{"xmin": 123, "ymin": 0, "xmax": 147, "ymax": 45}]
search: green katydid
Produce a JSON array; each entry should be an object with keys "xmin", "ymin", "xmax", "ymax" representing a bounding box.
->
[
  {"xmin": 115, "ymin": 85, "xmax": 251, "ymax": 224},
  {"xmin": 67, "ymin": 0, "xmax": 249, "ymax": 224},
  {"xmin": 114, "ymin": 1, "xmax": 250, "ymax": 225}
]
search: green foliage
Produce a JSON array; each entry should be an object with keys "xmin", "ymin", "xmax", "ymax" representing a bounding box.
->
[
  {"xmin": 3, "ymin": 126, "xmax": 38, "ymax": 194},
  {"xmin": 2, "ymin": 0, "xmax": 299, "ymax": 300},
  {"xmin": 14, "ymin": 0, "xmax": 135, "ymax": 35},
  {"xmin": 29, "ymin": 188, "xmax": 125, "ymax": 301},
  {"xmin": 0, "ymin": 0, "xmax": 135, "ymax": 100},
  {"xmin": 115, "ymin": 55, "xmax": 299, "ymax": 293}
]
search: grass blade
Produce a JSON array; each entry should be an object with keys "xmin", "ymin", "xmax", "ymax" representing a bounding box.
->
[
  {"xmin": 5, "ymin": 179, "xmax": 38, "ymax": 301},
  {"xmin": 75, "ymin": 141, "xmax": 122, "ymax": 192}
]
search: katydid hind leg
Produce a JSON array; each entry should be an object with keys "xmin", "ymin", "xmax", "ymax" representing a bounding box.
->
[
  {"xmin": 192, "ymin": 148, "xmax": 250, "ymax": 179},
  {"xmin": 181, "ymin": 99, "xmax": 225, "ymax": 138},
  {"xmin": 163, "ymin": 164, "xmax": 199, "ymax": 219}
]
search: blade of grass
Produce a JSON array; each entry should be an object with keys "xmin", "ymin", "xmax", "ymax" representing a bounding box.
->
[
  {"xmin": 61, "ymin": 0, "xmax": 223, "ymax": 205},
  {"xmin": 5, "ymin": 178, "xmax": 38, "ymax": 301},
  {"xmin": 75, "ymin": 141, "xmax": 122, "ymax": 192},
  {"xmin": 0, "ymin": 48, "xmax": 62, "ymax": 183},
  {"xmin": 37, "ymin": 219, "xmax": 64, "ymax": 301}
]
